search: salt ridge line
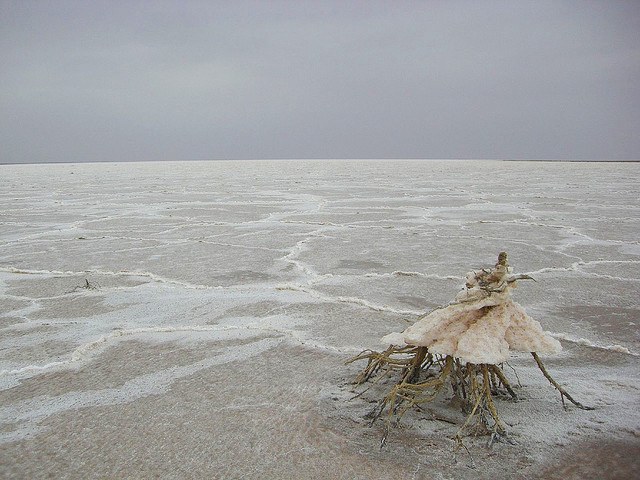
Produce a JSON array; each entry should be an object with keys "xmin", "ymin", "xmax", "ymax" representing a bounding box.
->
[
  {"xmin": 4, "ymin": 264, "xmax": 637, "ymax": 323},
  {"xmin": 1, "ymin": 229, "xmax": 292, "ymax": 252},
  {"xmin": 280, "ymin": 219, "xmax": 422, "ymax": 231},
  {"xmin": 0, "ymin": 266, "xmax": 225, "ymax": 291},
  {"xmin": 0, "ymin": 336, "xmax": 282, "ymax": 445},
  {"xmin": 277, "ymin": 226, "xmax": 348, "ymax": 285},
  {"xmin": 1, "ymin": 264, "xmax": 419, "ymax": 313},
  {"xmin": 275, "ymin": 283, "xmax": 423, "ymax": 316},
  {"xmin": 0, "ymin": 323, "xmax": 362, "ymax": 378},
  {"xmin": 280, "ymin": 234, "xmax": 322, "ymax": 281},
  {"xmin": 549, "ymin": 332, "xmax": 637, "ymax": 356},
  {"xmin": 474, "ymin": 218, "xmax": 635, "ymax": 253},
  {"xmin": 524, "ymin": 259, "xmax": 640, "ymax": 277},
  {"xmin": 1, "ymin": 233, "xmax": 174, "ymax": 246},
  {"xmin": 364, "ymin": 271, "xmax": 462, "ymax": 281},
  {"xmin": 0, "ymin": 265, "xmax": 424, "ymax": 316},
  {"xmin": 55, "ymin": 238, "xmax": 286, "ymax": 257},
  {"xmin": 364, "ymin": 261, "xmax": 640, "ymax": 283}
]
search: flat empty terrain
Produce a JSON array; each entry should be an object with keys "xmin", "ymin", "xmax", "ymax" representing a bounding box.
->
[{"xmin": 1, "ymin": 160, "xmax": 638, "ymax": 479}]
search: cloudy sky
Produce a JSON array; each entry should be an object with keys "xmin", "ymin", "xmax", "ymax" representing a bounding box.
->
[{"xmin": 1, "ymin": 1, "xmax": 639, "ymax": 163}]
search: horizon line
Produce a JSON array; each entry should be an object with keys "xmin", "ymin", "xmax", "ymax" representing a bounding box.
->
[{"xmin": 2, "ymin": 158, "xmax": 640, "ymax": 166}]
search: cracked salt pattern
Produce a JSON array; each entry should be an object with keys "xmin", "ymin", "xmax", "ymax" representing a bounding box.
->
[{"xmin": 0, "ymin": 160, "xmax": 639, "ymax": 478}]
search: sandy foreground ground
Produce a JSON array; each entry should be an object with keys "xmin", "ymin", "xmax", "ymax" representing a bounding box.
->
[{"xmin": 0, "ymin": 160, "xmax": 638, "ymax": 479}]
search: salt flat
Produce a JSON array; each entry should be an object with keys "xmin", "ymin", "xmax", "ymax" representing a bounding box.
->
[{"xmin": 0, "ymin": 160, "xmax": 638, "ymax": 479}]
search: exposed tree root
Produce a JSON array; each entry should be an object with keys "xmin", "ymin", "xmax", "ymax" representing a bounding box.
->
[
  {"xmin": 348, "ymin": 253, "xmax": 593, "ymax": 445},
  {"xmin": 345, "ymin": 345, "xmax": 427, "ymax": 386},
  {"xmin": 348, "ymin": 346, "xmax": 593, "ymax": 444},
  {"xmin": 531, "ymin": 352, "xmax": 594, "ymax": 410}
]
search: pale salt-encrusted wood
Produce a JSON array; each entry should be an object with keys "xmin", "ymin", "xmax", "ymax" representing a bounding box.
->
[{"xmin": 382, "ymin": 253, "xmax": 561, "ymax": 365}]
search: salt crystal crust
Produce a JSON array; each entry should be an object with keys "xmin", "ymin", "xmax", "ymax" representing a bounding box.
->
[{"xmin": 389, "ymin": 254, "xmax": 561, "ymax": 364}]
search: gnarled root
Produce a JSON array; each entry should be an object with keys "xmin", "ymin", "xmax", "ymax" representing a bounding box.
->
[
  {"xmin": 531, "ymin": 352, "xmax": 594, "ymax": 410},
  {"xmin": 349, "ymin": 348, "xmax": 593, "ymax": 445},
  {"xmin": 345, "ymin": 345, "xmax": 432, "ymax": 386},
  {"xmin": 349, "ymin": 348, "xmax": 518, "ymax": 444},
  {"xmin": 453, "ymin": 363, "xmax": 509, "ymax": 440}
]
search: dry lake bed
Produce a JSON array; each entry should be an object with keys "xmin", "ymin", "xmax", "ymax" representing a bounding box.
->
[{"xmin": 1, "ymin": 160, "xmax": 638, "ymax": 479}]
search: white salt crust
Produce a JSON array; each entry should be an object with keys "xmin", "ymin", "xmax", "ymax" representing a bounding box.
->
[{"xmin": 383, "ymin": 260, "xmax": 562, "ymax": 364}]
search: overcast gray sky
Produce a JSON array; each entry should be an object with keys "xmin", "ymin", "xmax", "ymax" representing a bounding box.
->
[{"xmin": 1, "ymin": 1, "xmax": 639, "ymax": 163}]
